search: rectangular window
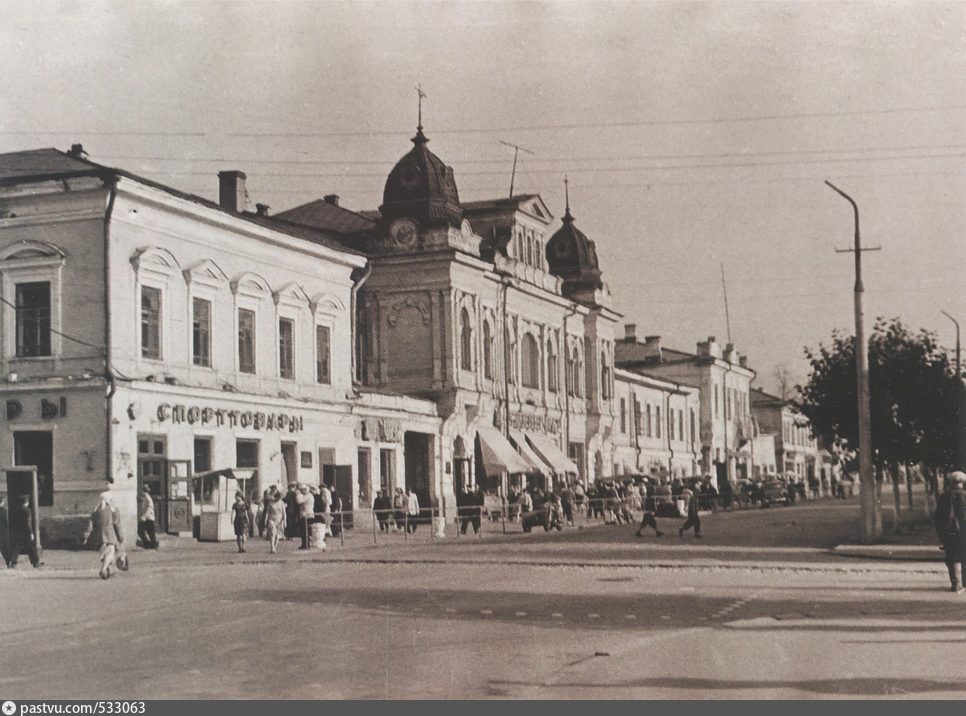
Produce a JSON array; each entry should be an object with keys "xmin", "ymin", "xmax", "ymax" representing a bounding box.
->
[
  {"xmin": 646, "ymin": 404, "xmax": 652, "ymax": 437},
  {"xmin": 140, "ymin": 285, "xmax": 162, "ymax": 359},
  {"xmin": 278, "ymin": 318, "xmax": 295, "ymax": 379},
  {"xmin": 15, "ymin": 282, "xmax": 51, "ymax": 357},
  {"xmin": 236, "ymin": 439, "xmax": 259, "ymax": 468},
  {"xmin": 620, "ymin": 398, "xmax": 627, "ymax": 433},
  {"xmin": 714, "ymin": 385, "xmax": 720, "ymax": 418},
  {"xmin": 679, "ymin": 410, "xmax": 684, "ymax": 442},
  {"xmin": 237, "ymin": 308, "xmax": 256, "ymax": 374},
  {"xmin": 690, "ymin": 409, "xmax": 696, "ymax": 443},
  {"xmin": 379, "ymin": 448, "xmax": 395, "ymax": 492},
  {"xmin": 656, "ymin": 406, "xmax": 662, "ymax": 439},
  {"xmin": 192, "ymin": 298, "xmax": 211, "ymax": 367},
  {"xmin": 316, "ymin": 324, "xmax": 331, "ymax": 385},
  {"xmin": 194, "ymin": 437, "xmax": 212, "ymax": 474}
]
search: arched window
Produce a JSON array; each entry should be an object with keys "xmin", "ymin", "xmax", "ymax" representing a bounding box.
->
[
  {"xmin": 482, "ymin": 320, "xmax": 493, "ymax": 379},
  {"xmin": 460, "ymin": 308, "xmax": 473, "ymax": 371},
  {"xmin": 521, "ymin": 333, "xmax": 540, "ymax": 388},
  {"xmin": 546, "ymin": 339, "xmax": 558, "ymax": 393}
]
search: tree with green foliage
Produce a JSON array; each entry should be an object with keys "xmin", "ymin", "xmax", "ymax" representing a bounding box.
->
[{"xmin": 799, "ymin": 318, "xmax": 960, "ymax": 532}]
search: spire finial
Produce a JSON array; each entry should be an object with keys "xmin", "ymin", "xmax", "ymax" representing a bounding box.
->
[
  {"xmin": 416, "ymin": 83, "xmax": 426, "ymax": 131},
  {"xmin": 563, "ymin": 175, "xmax": 574, "ymax": 222},
  {"xmin": 412, "ymin": 83, "xmax": 429, "ymax": 145}
]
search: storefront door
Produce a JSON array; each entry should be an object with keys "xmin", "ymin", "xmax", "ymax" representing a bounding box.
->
[
  {"xmin": 404, "ymin": 432, "xmax": 431, "ymax": 507},
  {"xmin": 138, "ymin": 434, "xmax": 167, "ymax": 531}
]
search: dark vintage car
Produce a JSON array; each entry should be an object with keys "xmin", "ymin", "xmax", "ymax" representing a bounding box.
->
[
  {"xmin": 759, "ymin": 480, "xmax": 790, "ymax": 507},
  {"xmin": 521, "ymin": 505, "xmax": 563, "ymax": 533}
]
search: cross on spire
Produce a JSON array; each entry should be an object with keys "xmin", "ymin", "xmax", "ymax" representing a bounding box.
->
[
  {"xmin": 563, "ymin": 175, "xmax": 574, "ymax": 222},
  {"xmin": 416, "ymin": 83, "xmax": 426, "ymax": 130}
]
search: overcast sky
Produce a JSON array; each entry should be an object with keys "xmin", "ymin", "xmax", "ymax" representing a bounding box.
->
[{"xmin": 2, "ymin": 0, "xmax": 963, "ymax": 393}]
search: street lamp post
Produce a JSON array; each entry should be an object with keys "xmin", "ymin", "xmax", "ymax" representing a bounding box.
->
[
  {"xmin": 940, "ymin": 310, "xmax": 964, "ymax": 470},
  {"xmin": 827, "ymin": 180, "xmax": 880, "ymax": 543}
]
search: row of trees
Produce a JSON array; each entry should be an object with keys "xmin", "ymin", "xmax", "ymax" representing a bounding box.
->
[{"xmin": 797, "ymin": 318, "xmax": 963, "ymax": 533}]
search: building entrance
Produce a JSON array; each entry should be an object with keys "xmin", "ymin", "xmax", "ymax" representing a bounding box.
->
[
  {"xmin": 137, "ymin": 434, "xmax": 167, "ymax": 531},
  {"xmin": 404, "ymin": 431, "xmax": 432, "ymax": 508}
]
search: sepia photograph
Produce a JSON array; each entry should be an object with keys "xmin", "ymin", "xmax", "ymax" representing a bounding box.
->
[{"xmin": 1, "ymin": 0, "xmax": 964, "ymax": 702}]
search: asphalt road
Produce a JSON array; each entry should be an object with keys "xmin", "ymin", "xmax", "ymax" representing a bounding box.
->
[{"xmin": 2, "ymin": 500, "xmax": 964, "ymax": 700}]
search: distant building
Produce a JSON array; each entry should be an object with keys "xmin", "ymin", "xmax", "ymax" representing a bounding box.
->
[
  {"xmin": 616, "ymin": 327, "xmax": 756, "ymax": 485},
  {"xmin": 612, "ymin": 368, "xmax": 701, "ymax": 478},
  {"xmin": 750, "ymin": 388, "xmax": 826, "ymax": 485}
]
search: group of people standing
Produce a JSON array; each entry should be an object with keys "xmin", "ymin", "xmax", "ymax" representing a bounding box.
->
[
  {"xmin": 373, "ymin": 486, "xmax": 421, "ymax": 534},
  {"xmin": 233, "ymin": 482, "xmax": 343, "ymax": 554}
]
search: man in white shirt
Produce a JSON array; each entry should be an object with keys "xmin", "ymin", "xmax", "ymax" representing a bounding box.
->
[
  {"xmin": 137, "ymin": 484, "xmax": 158, "ymax": 549},
  {"xmin": 296, "ymin": 485, "xmax": 315, "ymax": 550},
  {"xmin": 406, "ymin": 488, "xmax": 420, "ymax": 534}
]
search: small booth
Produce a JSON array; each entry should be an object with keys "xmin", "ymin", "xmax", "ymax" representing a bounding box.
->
[{"xmin": 193, "ymin": 468, "xmax": 239, "ymax": 542}]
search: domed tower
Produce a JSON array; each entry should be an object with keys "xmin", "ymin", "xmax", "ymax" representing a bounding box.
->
[
  {"xmin": 379, "ymin": 123, "xmax": 463, "ymax": 239},
  {"xmin": 546, "ymin": 179, "xmax": 603, "ymax": 300}
]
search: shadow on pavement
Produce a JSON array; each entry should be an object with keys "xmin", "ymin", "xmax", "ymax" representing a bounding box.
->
[{"xmin": 492, "ymin": 676, "xmax": 966, "ymax": 696}]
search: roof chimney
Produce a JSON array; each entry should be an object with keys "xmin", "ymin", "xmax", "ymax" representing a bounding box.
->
[
  {"xmin": 624, "ymin": 323, "xmax": 637, "ymax": 342},
  {"xmin": 255, "ymin": 203, "xmax": 270, "ymax": 217},
  {"xmin": 218, "ymin": 170, "xmax": 248, "ymax": 213},
  {"xmin": 739, "ymin": 355, "xmax": 748, "ymax": 368},
  {"xmin": 324, "ymin": 194, "xmax": 340, "ymax": 207},
  {"xmin": 67, "ymin": 143, "xmax": 88, "ymax": 159}
]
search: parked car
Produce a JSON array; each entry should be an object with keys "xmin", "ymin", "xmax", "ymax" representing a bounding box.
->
[{"xmin": 759, "ymin": 480, "xmax": 790, "ymax": 507}]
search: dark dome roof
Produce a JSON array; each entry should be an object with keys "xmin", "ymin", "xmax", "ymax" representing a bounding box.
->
[
  {"xmin": 380, "ymin": 127, "xmax": 462, "ymax": 228},
  {"xmin": 546, "ymin": 206, "xmax": 602, "ymax": 290}
]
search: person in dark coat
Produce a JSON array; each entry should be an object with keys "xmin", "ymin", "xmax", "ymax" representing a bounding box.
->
[
  {"xmin": 373, "ymin": 490, "xmax": 392, "ymax": 532},
  {"xmin": 283, "ymin": 483, "xmax": 299, "ymax": 539},
  {"xmin": 679, "ymin": 488, "xmax": 702, "ymax": 538},
  {"xmin": 7, "ymin": 495, "xmax": 42, "ymax": 568},
  {"xmin": 0, "ymin": 495, "xmax": 10, "ymax": 567},
  {"xmin": 935, "ymin": 471, "xmax": 966, "ymax": 593}
]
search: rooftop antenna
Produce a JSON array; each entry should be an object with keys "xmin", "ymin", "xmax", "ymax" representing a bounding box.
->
[
  {"xmin": 720, "ymin": 261, "xmax": 733, "ymax": 344},
  {"xmin": 499, "ymin": 139, "xmax": 534, "ymax": 198},
  {"xmin": 564, "ymin": 174, "xmax": 572, "ymax": 218}
]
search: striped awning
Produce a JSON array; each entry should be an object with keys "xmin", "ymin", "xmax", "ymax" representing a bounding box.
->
[
  {"xmin": 509, "ymin": 429, "xmax": 553, "ymax": 474},
  {"xmin": 476, "ymin": 425, "xmax": 531, "ymax": 476},
  {"xmin": 525, "ymin": 433, "xmax": 579, "ymax": 475}
]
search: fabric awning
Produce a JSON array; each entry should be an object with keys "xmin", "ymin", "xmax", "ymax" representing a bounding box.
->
[
  {"xmin": 509, "ymin": 429, "xmax": 553, "ymax": 474},
  {"xmin": 476, "ymin": 425, "xmax": 531, "ymax": 476},
  {"xmin": 525, "ymin": 433, "xmax": 579, "ymax": 475}
]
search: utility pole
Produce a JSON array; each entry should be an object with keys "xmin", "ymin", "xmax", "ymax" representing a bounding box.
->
[
  {"xmin": 941, "ymin": 310, "xmax": 964, "ymax": 470},
  {"xmin": 827, "ymin": 180, "xmax": 882, "ymax": 544},
  {"xmin": 499, "ymin": 140, "xmax": 534, "ymax": 198}
]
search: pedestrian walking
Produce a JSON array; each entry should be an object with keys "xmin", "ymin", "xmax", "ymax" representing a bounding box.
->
[
  {"xmin": 232, "ymin": 492, "xmax": 250, "ymax": 553},
  {"xmin": 679, "ymin": 487, "xmax": 702, "ymax": 538},
  {"xmin": 935, "ymin": 471, "xmax": 966, "ymax": 593},
  {"xmin": 87, "ymin": 492, "xmax": 123, "ymax": 579},
  {"xmin": 635, "ymin": 481, "xmax": 663, "ymax": 537},
  {"xmin": 137, "ymin": 484, "xmax": 159, "ymax": 549},
  {"xmin": 264, "ymin": 492, "xmax": 286, "ymax": 554},
  {"xmin": 7, "ymin": 494, "xmax": 42, "ymax": 569}
]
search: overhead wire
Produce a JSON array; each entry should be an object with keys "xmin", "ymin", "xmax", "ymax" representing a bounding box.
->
[{"xmin": 1, "ymin": 102, "xmax": 963, "ymax": 138}]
